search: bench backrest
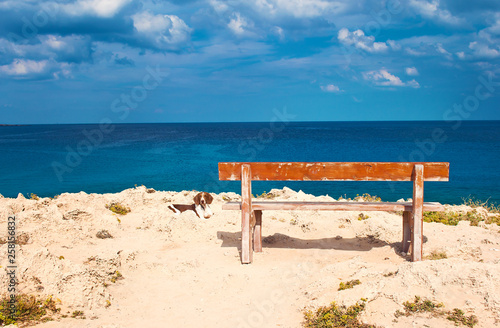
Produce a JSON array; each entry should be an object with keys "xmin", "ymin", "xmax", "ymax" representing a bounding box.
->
[{"xmin": 218, "ymin": 162, "xmax": 449, "ymax": 182}]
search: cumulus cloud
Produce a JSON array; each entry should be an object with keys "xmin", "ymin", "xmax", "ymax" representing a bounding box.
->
[
  {"xmin": 363, "ymin": 69, "xmax": 420, "ymax": 88},
  {"xmin": 253, "ymin": 0, "xmax": 345, "ymax": 18},
  {"xmin": 132, "ymin": 11, "xmax": 192, "ymax": 50},
  {"xmin": 338, "ymin": 28, "xmax": 389, "ymax": 53},
  {"xmin": 409, "ymin": 0, "xmax": 464, "ymax": 25},
  {"xmin": 0, "ymin": 59, "xmax": 47, "ymax": 76},
  {"xmin": 63, "ymin": 0, "xmax": 132, "ymax": 18},
  {"xmin": 405, "ymin": 67, "xmax": 419, "ymax": 76},
  {"xmin": 320, "ymin": 84, "xmax": 342, "ymax": 93},
  {"xmin": 228, "ymin": 12, "xmax": 251, "ymax": 36},
  {"xmin": 0, "ymin": 58, "xmax": 69, "ymax": 80},
  {"xmin": 468, "ymin": 41, "xmax": 500, "ymax": 59}
]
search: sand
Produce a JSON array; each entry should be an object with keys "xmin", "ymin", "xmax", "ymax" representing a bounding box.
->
[{"xmin": 1, "ymin": 186, "xmax": 500, "ymax": 328}]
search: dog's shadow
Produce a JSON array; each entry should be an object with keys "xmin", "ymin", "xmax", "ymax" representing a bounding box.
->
[{"xmin": 216, "ymin": 231, "xmax": 418, "ymax": 258}]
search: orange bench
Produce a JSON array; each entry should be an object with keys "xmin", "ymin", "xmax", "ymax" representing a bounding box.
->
[{"xmin": 218, "ymin": 162, "xmax": 449, "ymax": 264}]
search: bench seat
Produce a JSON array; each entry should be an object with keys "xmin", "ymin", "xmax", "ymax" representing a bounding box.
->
[
  {"xmin": 222, "ymin": 201, "xmax": 445, "ymax": 212},
  {"xmin": 219, "ymin": 162, "xmax": 450, "ymax": 264}
]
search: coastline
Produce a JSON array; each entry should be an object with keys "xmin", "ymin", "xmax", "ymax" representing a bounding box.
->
[{"xmin": 1, "ymin": 186, "xmax": 499, "ymax": 327}]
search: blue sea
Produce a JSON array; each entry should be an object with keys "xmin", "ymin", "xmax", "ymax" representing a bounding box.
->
[{"xmin": 1, "ymin": 121, "xmax": 499, "ymax": 205}]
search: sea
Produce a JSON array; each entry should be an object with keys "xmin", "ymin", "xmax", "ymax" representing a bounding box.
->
[{"xmin": 1, "ymin": 121, "xmax": 499, "ymax": 205}]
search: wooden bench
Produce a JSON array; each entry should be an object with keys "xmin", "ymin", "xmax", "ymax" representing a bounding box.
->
[{"xmin": 218, "ymin": 162, "xmax": 449, "ymax": 264}]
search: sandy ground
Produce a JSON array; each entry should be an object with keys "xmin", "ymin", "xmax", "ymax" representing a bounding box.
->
[{"xmin": 1, "ymin": 186, "xmax": 500, "ymax": 328}]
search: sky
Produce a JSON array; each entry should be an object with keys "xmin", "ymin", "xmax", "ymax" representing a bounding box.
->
[{"xmin": 0, "ymin": 0, "xmax": 499, "ymax": 123}]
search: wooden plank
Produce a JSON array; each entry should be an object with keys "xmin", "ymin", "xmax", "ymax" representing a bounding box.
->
[
  {"xmin": 241, "ymin": 164, "xmax": 253, "ymax": 264},
  {"xmin": 219, "ymin": 162, "xmax": 449, "ymax": 182},
  {"xmin": 253, "ymin": 210, "xmax": 263, "ymax": 252},
  {"xmin": 411, "ymin": 164, "xmax": 424, "ymax": 262},
  {"xmin": 222, "ymin": 201, "xmax": 444, "ymax": 212},
  {"xmin": 402, "ymin": 211, "xmax": 411, "ymax": 253}
]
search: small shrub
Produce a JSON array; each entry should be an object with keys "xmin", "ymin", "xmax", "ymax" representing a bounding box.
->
[
  {"xmin": 426, "ymin": 251, "xmax": 447, "ymax": 260},
  {"xmin": 462, "ymin": 196, "xmax": 499, "ymax": 213},
  {"xmin": 303, "ymin": 299, "xmax": 376, "ymax": 328},
  {"xmin": 0, "ymin": 294, "xmax": 60, "ymax": 325},
  {"xmin": 354, "ymin": 193, "xmax": 382, "ymax": 202},
  {"xmin": 29, "ymin": 193, "xmax": 39, "ymax": 200},
  {"xmin": 447, "ymin": 308, "xmax": 478, "ymax": 328},
  {"xmin": 58, "ymin": 256, "xmax": 65, "ymax": 260},
  {"xmin": 395, "ymin": 296, "xmax": 477, "ymax": 327},
  {"xmin": 255, "ymin": 191, "xmax": 277, "ymax": 199},
  {"xmin": 423, "ymin": 210, "xmax": 484, "ymax": 226},
  {"xmin": 358, "ymin": 213, "xmax": 369, "ymax": 221},
  {"xmin": 338, "ymin": 279, "xmax": 361, "ymax": 291},
  {"xmin": 106, "ymin": 202, "xmax": 130, "ymax": 215},
  {"xmin": 105, "ymin": 300, "xmax": 111, "ymax": 308},
  {"xmin": 71, "ymin": 310, "xmax": 85, "ymax": 319},
  {"xmin": 110, "ymin": 270, "xmax": 123, "ymax": 283}
]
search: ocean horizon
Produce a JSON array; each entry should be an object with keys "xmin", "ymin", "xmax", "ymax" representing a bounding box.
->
[{"xmin": 1, "ymin": 120, "xmax": 499, "ymax": 205}]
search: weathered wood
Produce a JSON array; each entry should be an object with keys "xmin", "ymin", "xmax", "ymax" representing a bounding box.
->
[
  {"xmin": 222, "ymin": 201, "xmax": 444, "ymax": 212},
  {"xmin": 219, "ymin": 162, "xmax": 449, "ymax": 182},
  {"xmin": 253, "ymin": 210, "xmax": 263, "ymax": 252},
  {"xmin": 402, "ymin": 211, "xmax": 412, "ymax": 253},
  {"xmin": 241, "ymin": 164, "xmax": 253, "ymax": 264},
  {"xmin": 411, "ymin": 164, "xmax": 424, "ymax": 262}
]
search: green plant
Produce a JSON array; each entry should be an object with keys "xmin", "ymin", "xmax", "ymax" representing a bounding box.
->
[
  {"xmin": 105, "ymin": 202, "xmax": 131, "ymax": 215},
  {"xmin": 358, "ymin": 213, "xmax": 369, "ymax": 221},
  {"xmin": 110, "ymin": 270, "xmax": 123, "ymax": 283},
  {"xmin": 303, "ymin": 299, "xmax": 376, "ymax": 328},
  {"xmin": 338, "ymin": 279, "xmax": 361, "ymax": 291},
  {"xmin": 255, "ymin": 191, "xmax": 277, "ymax": 199},
  {"xmin": 354, "ymin": 193, "xmax": 381, "ymax": 202},
  {"xmin": 423, "ymin": 210, "xmax": 484, "ymax": 226},
  {"xmin": 71, "ymin": 310, "xmax": 85, "ymax": 319},
  {"xmin": 0, "ymin": 294, "xmax": 60, "ymax": 325},
  {"xmin": 447, "ymin": 308, "xmax": 478, "ymax": 328},
  {"xmin": 426, "ymin": 251, "xmax": 447, "ymax": 260},
  {"xmin": 462, "ymin": 196, "xmax": 500, "ymax": 213},
  {"xmin": 29, "ymin": 193, "xmax": 39, "ymax": 200},
  {"xmin": 395, "ymin": 296, "xmax": 477, "ymax": 327}
]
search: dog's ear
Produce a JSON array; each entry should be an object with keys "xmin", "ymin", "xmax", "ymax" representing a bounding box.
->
[
  {"xmin": 205, "ymin": 192, "xmax": 214, "ymax": 204},
  {"xmin": 193, "ymin": 193, "xmax": 202, "ymax": 205}
]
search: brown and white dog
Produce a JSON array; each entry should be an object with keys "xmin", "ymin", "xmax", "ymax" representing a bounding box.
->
[{"xmin": 168, "ymin": 192, "xmax": 214, "ymax": 219}]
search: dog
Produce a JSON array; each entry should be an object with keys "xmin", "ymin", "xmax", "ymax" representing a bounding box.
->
[{"xmin": 168, "ymin": 192, "xmax": 214, "ymax": 219}]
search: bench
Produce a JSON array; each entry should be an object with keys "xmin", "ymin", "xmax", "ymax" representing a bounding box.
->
[{"xmin": 218, "ymin": 162, "xmax": 449, "ymax": 264}]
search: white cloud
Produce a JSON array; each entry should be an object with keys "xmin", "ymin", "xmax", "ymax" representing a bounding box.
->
[
  {"xmin": 0, "ymin": 59, "xmax": 48, "ymax": 76},
  {"xmin": 337, "ymin": 28, "xmax": 388, "ymax": 53},
  {"xmin": 132, "ymin": 11, "xmax": 192, "ymax": 49},
  {"xmin": 468, "ymin": 41, "xmax": 500, "ymax": 59},
  {"xmin": 209, "ymin": 0, "xmax": 229, "ymax": 13},
  {"xmin": 363, "ymin": 69, "xmax": 420, "ymax": 88},
  {"xmin": 320, "ymin": 84, "xmax": 342, "ymax": 93},
  {"xmin": 387, "ymin": 40, "xmax": 401, "ymax": 51},
  {"xmin": 409, "ymin": 0, "xmax": 464, "ymax": 25},
  {"xmin": 405, "ymin": 67, "xmax": 419, "ymax": 76},
  {"xmin": 456, "ymin": 51, "xmax": 465, "ymax": 60},
  {"xmin": 405, "ymin": 47, "xmax": 426, "ymax": 56},
  {"xmin": 436, "ymin": 43, "xmax": 451, "ymax": 57},
  {"xmin": 63, "ymin": 0, "xmax": 131, "ymax": 18},
  {"xmin": 254, "ymin": 0, "xmax": 345, "ymax": 18},
  {"xmin": 228, "ymin": 12, "xmax": 251, "ymax": 36}
]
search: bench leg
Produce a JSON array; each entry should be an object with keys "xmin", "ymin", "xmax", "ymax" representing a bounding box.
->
[
  {"xmin": 402, "ymin": 211, "xmax": 412, "ymax": 253},
  {"xmin": 253, "ymin": 210, "xmax": 262, "ymax": 252},
  {"xmin": 241, "ymin": 164, "xmax": 253, "ymax": 264},
  {"xmin": 411, "ymin": 164, "xmax": 424, "ymax": 262}
]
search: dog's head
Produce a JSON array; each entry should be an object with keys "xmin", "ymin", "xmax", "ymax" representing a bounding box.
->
[{"xmin": 194, "ymin": 192, "xmax": 214, "ymax": 218}]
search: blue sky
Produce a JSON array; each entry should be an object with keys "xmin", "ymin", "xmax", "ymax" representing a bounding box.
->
[{"xmin": 0, "ymin": 0, "xmax": 499, "ymax": 123}]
